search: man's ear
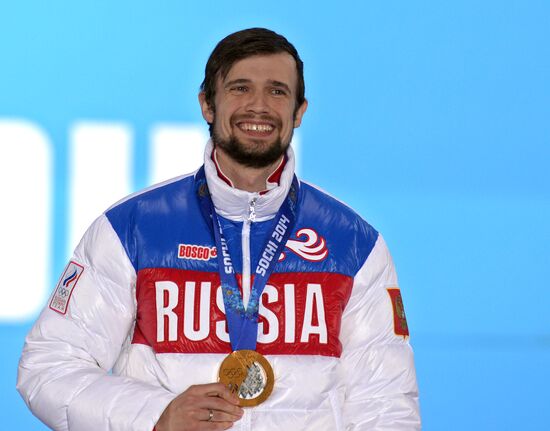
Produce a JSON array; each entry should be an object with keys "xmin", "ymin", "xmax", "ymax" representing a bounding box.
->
[
  {"xmin": 198, "ymin": 92, "xmax": 214, "ymax": 124},
  {"xmin": 293, "ymin": 99, "xmax": 308, "ymax": 128}
]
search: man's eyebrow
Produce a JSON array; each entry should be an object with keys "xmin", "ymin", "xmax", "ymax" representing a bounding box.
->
[{"xmin": 224, "ymin": 78, "xmax": 251, "ymax": 88}]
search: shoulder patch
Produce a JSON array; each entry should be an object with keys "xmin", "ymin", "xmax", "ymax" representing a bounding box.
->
[
  {"xmin": 387, "ymin": 288, "xmax": 409, "ymax": 338},
  {"xmin": 49, "ymin": 261, "xmax": 85, "ymax": 315}
]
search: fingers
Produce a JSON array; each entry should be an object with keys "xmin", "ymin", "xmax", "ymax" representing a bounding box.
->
[
  {"xmin": 199, "ymin": 382, "xmax": 241, "ymax": 405},
  {"xmin": 193, "ymin": 384, "xmax": 243, "ymax": 428},
  {"xmin": 155, "ymin": 383, "xmax": 244, "ymax": 431},
  {"xmin": 197, "ymin": 396, "xmax": 243, "ymax": 416},
  {"xmin": 187, "ymin": 383, "xmax": 243, "ymax": 416},
  {"xmin": 200, "ymin": 408, "xmax": 242, "ymax": 423}
]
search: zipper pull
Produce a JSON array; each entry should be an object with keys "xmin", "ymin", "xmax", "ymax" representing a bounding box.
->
[{"xmin": 248, "ymin": 197, "xmax": 257, "ymax": 222}]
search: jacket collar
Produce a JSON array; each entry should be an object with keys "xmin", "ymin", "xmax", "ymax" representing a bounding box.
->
[
  {"xmin": 203, "ymin": 139, "xmax": 296, "ymax": 222},
  {"xmin": 211, "ymin": 149, "xmax": 287, "ymax": 193}
]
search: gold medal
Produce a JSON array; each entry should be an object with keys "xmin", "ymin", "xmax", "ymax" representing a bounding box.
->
[{"xmin": 218, "ymin": 350, "xmax": 274, "ymax": 407}]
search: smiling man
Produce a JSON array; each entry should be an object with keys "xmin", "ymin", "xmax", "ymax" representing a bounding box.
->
[
  {"xmin": 18, "ymin": 28, "xmax": 420, "ymax": 431},
  {"xmin": 205, "ymin": 52, "xmax": 304, "ymax": 159}
]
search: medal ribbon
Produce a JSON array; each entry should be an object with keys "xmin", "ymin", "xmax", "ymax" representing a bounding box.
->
[{"xmin": 195, "ymin": 166, "xmax": 299, "ymax": 351}]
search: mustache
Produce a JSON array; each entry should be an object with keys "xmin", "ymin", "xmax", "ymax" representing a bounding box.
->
[{"xmin": 231, "ymin": 114, "xmax": 281, "ymax": 127}]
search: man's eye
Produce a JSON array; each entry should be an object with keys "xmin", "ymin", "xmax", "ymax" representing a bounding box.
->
[
  {"xmin": 231, "ymin": 86, "xmax": 248, "ymax": 92},
  {"xmin": 271, "ymin": 88, "xmax": 286, "ymax": 96}
]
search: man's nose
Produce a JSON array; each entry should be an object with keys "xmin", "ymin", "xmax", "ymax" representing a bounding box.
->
[{"xmin": 245, "ymin": 90, "xmax": 269, "ymax": 114}]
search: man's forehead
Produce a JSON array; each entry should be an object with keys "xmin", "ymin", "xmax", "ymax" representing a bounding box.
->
[{"xmin": 220, "ymin": 53, "xmax": 298, "ymax": 86}]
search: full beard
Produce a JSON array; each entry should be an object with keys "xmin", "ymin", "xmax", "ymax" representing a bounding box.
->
[{"xmin": 211, "ymin": 128, "xmax": 291, "ymax": 169}]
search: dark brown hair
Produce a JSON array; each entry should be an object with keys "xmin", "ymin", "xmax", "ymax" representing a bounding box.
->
[{"xmin": 200, "ymin": 28, "xmax": 305, "ymax": 113}]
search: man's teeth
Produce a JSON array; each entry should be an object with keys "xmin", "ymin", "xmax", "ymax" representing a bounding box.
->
[{"xmin": 240, "ymin": 123, "xmax": 273, "ymax": 132}]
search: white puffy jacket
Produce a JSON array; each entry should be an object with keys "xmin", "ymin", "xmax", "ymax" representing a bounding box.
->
[{"xmin": 18, "ymin": 142, "xmax": 420, "ymax": 430}]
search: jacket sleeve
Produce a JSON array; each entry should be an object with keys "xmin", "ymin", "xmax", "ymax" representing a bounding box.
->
[
  {"xmin": 17, "ymin": 214, "xmax": 175, "ymax": 431},
  {"xmin": 340, "ymin": 234, "xmax": 421, "ymax": 430}
]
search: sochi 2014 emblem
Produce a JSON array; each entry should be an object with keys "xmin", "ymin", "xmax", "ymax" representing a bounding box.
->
[{"xmin": 279, "ymin": 228, "xmax": 328, "ymax": 262}]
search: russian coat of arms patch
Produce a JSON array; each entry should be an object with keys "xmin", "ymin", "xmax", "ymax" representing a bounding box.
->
[{"xmin": 387, "ymin": 288, "xmax": 409, "ymax": 338}]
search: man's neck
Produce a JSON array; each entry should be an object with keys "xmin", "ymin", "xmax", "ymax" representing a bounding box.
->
[{"xmin": 214, "ymin": 147, "xmax": 284, "ymax": 193}]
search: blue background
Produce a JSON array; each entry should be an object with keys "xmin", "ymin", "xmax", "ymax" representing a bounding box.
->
[{"xmin": 1, "ymin": 1, "xmax": 549, "ymax": 429}]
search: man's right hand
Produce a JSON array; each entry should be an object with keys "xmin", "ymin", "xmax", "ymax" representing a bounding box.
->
[{"xmin": 155, "ymin": 383, "xmax": 244, "ymax": 431}]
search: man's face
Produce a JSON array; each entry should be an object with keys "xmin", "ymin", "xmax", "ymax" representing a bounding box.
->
[{"xmin": 199, "ymin": 53, "xmax": 307, "ymax": 168}]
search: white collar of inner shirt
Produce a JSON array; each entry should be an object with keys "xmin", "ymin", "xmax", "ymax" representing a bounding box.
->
[{"xmin": 202, "ymin": 139, "xmax": 296, "ymax": 222}]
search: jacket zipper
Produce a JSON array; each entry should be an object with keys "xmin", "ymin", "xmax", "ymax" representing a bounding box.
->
[{"xmin": 241, "ymin": 196, "xmax": 257, "ymax": 309}]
